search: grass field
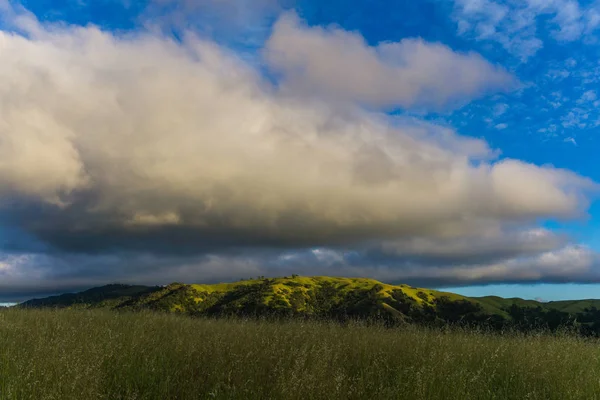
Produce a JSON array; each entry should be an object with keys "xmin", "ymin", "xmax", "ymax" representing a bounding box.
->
[{"xmin": 1, "ymin": 309, "xmax": 600, "ymax": 399}]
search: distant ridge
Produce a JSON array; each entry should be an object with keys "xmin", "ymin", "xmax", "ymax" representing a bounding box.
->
[{"xmin": 17, "ymin": 276, "xmax": 600, "ymax": 335}]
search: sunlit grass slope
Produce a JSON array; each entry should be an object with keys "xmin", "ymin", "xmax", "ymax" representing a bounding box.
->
[
  {"xmin": 20, "ymin": 276, "xmax": 484, "ymax": 322},
  {"xmin": 19, "ymin": 276, "xmax": 600, "ymax": 333},
  {"xmin": 191, "ymin": 275, "xmax": 469, "ymax": 309},
  {"xmin": 2, "ymin": 309, "xmax": 600, "ymax": 400}
]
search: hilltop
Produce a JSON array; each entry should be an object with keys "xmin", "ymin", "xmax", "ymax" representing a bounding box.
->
[
  {"xmin": 20, "ymin": 276, "xmax": 477, "ymax": 323},
  {"xmin": 18, "ymin": 276, "xmax": 600, "ymax": 334}
]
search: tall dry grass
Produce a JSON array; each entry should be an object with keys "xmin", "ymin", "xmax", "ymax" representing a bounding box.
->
[{"xmin": 1, "ymin": 309, "xmax": 599, "ymax": 399}]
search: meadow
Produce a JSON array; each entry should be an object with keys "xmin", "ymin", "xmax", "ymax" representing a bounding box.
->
[{"xmin": 1, "ymin": 309, "xmax": 600, "ymax": 400}]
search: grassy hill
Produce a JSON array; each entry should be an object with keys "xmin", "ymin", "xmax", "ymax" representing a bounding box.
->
[
  {"xmin": 20, "ymin": 276, "xmax": 487, "ymax": 324},
  {"xmin": 21, "ymin": 284, "xmax": 162, "ymax": 309},
  {"xmin": 473, "ymin": 295, "xmax": 600, "ymax": 315},
  {"xmin": 18, "ymin": 276, "xmax": 600, "ymax": 335}
]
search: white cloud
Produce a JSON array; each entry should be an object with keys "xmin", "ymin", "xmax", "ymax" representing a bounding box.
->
[
  {"xmin": 561, "ymin": 110, "xmax": 588, "ymax": 128},
  {"xmin": 0, "ymin": 3, "xmax": 596, "ymax": 295},
  {"xmin": 446, "ymin": 245, "xmax": 598, "ymax": 283},
  {"xmin": 452, "ymin": 0, "xmax": 600, "ymax": 60},
  {"xmin": 494, "ymin": 123, "xmax": 508, "ymax": 130},
  {"xmin": 264, "ymin": 13, "xmax": 516, "ymax": 110},
  {"xmin": 550, "ymin": 101, "xmax": 563, "ymax": 109},
  {"xmin": 565, "ymin": 57, "xmax": 578, "ymax": 68},
  {"xmin": 493, "ymin": 103, "xmax": 509, "ymax": 116},
  {"xmin": 0, "ymin": 9, "xmax": 586, "ymax": 249},
  {"xmin": 577, "ymin": 90, "xmax": 597, "ymax": 104},
  {"xmin": 547, "ymin": 69, "xmax": 570, "ymax": 81},
  {"xmin": 302, "ymin": 244, "xmax": 600, "ymax": 286},
  {"xmin": 374, "ymin": 228, "xmax": 566, "ymax": 265},
  {"xmin": 552, "ymin": 1, "xmax": 584, "ymax": 41}
]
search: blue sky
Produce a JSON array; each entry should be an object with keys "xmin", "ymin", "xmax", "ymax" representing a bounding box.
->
[{"xmin": 1, "ymin": 0, "xmax": 600, "ymax": 301}]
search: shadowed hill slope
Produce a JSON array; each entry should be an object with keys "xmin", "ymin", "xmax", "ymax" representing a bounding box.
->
[{"xmin": 20, "ymin": 284, "xmax": 162, "ymax": 309}]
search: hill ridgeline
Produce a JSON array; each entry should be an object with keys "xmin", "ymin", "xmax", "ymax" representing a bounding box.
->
[{"xmin": 18, "ymin": 276, "xmax": 600, "ymax": 335}]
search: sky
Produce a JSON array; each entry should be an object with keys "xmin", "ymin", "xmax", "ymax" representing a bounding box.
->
[{"xmin": 1, "ymin": 0, "xmax": 600, "ymax": 302}]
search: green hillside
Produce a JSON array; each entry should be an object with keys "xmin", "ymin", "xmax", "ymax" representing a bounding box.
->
[
  {"xmin": 20, "ymin": 276, "xmax": 489, "ymax": 324},
  {"xmin": 474, "ymin": 295, "xmax": 600, "ymax": 315},
  {"xmin": 546, "ymin": 299, "xmax": 600, "ymax": 313},
  {"xmin": 18, "ymin": 276, "xmax": 600, "ymax": 335}
]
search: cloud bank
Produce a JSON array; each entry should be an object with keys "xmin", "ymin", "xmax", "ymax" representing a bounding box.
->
[
  {"xmin": 265, "ymin": 13, "xmax": 516, "ymax": 110},
  {"xmin": 0, "ymin": 2, "xmax": 597, "ymax": 300}
]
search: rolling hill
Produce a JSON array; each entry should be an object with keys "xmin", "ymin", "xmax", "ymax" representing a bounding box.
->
[{"xmin": 18, "ymin": 276, "xmax": 600, "ymax": 334}]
